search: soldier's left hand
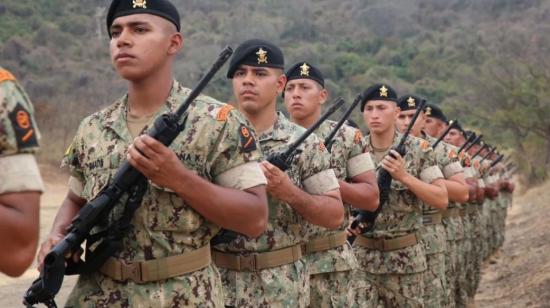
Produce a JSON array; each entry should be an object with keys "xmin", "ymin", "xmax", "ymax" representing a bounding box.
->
[
  {"xmin": 260, "ymin": 161, "xmax": 294, "ymax": 201},
  {"xmin": 127, "ymin": 135, "xmax": 187, "ymax": 191},
  {"xmin": 380, "ymin": 150, "xmax": 407, "ymax": 181}
]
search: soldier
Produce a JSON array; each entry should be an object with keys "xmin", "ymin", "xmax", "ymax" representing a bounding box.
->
[
  {"xmin": 212, "ymin": 39, "xmax": 344, "ymax": 307},
  {"xmin": 396, "ymin": 97, "xmax": 469, "ymax": 308},
  {"xmin": 36, "ymin": 1, "xmax": 269, "ymax": 306},
  {"xmin": 352, "ymin": 84, "xmax": 448, "ymax": 307},
  {"xmin": 0, "ymin": 67, "xmax": 43, "ymax": 277},
  {"xmin": 284, "ymin": 61, "xmax": 380, "ymax": 307}
]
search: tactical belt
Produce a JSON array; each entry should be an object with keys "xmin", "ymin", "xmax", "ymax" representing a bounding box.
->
[
  {"xmin": 99, "ymin": 244, "xmax": 211, "ymax": 283},
  {"xmin": 354, "ymin": 233, "xmax": 418, "ymax": 252},
  {"xmin": 301, "ymin": 232, "xmax": 347, "ymax": 255},
  {"xmin": 459, "ymin": 208, "xmax": 467, "ymax": 217},
  {"xmin": 422, "ymin": 213, "xmax": 443, "ymax": 225},
  {"xmin": 467, "ymin": 205, "xmax": 478, "ymax": 214},
  {"xmin": 442, "ymin": 208, "xmax": 460, "ymax": 219},
  {"xmin": 212, "ymin": 244, "xmax": 302, "ymax": 272}
]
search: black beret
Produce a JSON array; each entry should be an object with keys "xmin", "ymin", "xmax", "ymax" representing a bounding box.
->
[
  {"xmin": 360, "ymin": 83, "xmax": 398, "ymax": 111},
  {"xmin": 227, "ymin": 39, "xmax": 284, "ymax": 79},
  {"xmin": 452, "ymin": 121, "xmax": 465, "ymax": 133},
  {"xmin": 424, "ymin": 103, "xmax": 448, "ymax": 123},
  {"xmin": 397, "ymin": 95, "xmax": 423, "ymax": 112},
  {"xmin": 464, "ymin": 130, "xmax": 477, "ymax": 141},
  {"xmin": 285, "ymin": 61, "xmax": 324, "ymax": 88},
  {"xmin": 106, "ymin": 0, "xmax": 180, "ymax": 37}
]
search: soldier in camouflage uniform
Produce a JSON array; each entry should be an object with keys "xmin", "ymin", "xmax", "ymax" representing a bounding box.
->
[
  {"xmin": 283, "ymin": 62, "xmax": 380, "ymax": 307},
  {"xmin": 0, "ymin": 66, "xmax": 44, "ymax": 277},
  {"xmin": 351, "ymin": 84, "xmax": 448, "ymax": 307},
  {"xmin": 37, "ymin": 2, "xmax": 270, "ymax": 307},
  {"xmin": 397, "ymin": 98, "xmax": 469, "ymax": 308},
  {"xmin": 213, "ymin": 40, "xmax": 344, "ymax": 307}
]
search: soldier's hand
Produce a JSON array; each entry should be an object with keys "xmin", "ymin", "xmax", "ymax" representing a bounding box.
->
[
  {"xmin": 127, "ymin": 135, "xmax": 188, "ymax": 191},
  {"xmin": 260, "ymin": 161, "xmax": 294, "ymax": 202},
  {"xmin": 36, "ymin": 233, "xmax": 82, "ymax": 272},
  {"xmin": 380, "ymin": 150, "xmax": 407, "ymax": 181}
]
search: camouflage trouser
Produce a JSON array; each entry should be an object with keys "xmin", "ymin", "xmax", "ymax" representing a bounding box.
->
[
  {"xmin": 309, "ymin": 269, "xmax": 378, "ymax": 308},
  {"xmin": 462, "ymin": 214, "xmax": 475, "ymax": 299},
  {"xmin": 454, "ymin": 238, "xmax": 469, "ymax": 308},
  {"xmin": 481, "ymin": 200, "xmax": 492, "ymax": 260},
  {"xmin": 219, "ymin": 259, "xmax": 309, "ymax": 307},
  {"xmin": 444, "ymin": 240, "xmax": 457, "ymax": 307},
  {"xmin": 423, "ymin": 251, "xmax": 447, "ymax": 308},
  {"xmin": 66, "ymin": 265, "xmax": 225, "ymax": 308},
  {"xmin": 364, "ymin": 271, "xmax": 425, "ymax": 308},
  {"xmin": 489, "ymin": 202, "xmax": 499, "ymax": 254},
  {"xmin": 467, "ymin": 209, "xmax": 483, "ymax": 296}
]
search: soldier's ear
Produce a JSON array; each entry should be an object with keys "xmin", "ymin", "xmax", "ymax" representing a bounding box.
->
[
  {"xmin": 319, "ymin": 88, "xmax": 328, "ymax": 106},
  {"xmin": 276, "ymin": 73, "xmax": 287, "ymax": 95},
  {"xmin": 168, "ymin": 32, "xmax": 183, "ymax": 55}
]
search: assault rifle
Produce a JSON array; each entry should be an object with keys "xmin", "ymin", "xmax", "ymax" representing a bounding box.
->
[
  {"xmin": 324, "ymin": 94, "xmax": 363, "ymax": 152},
  {"xmin": 24, "ymin": 47, "xmax": 234, "ymax": 308}
]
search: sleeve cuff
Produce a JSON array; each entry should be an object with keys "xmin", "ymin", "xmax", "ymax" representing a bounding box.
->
[
  {"xmin": 478, "ymin": 179, "xmax": 486, "ymax": 188},
  {"xmin": 303, "ymin": 169, "xmax": 340, "ymax": 195},
  {"xmin": 215, "ymin": 162, "xmax": 267, "ymax": 190},
  {"xmin": 347, "ymin": 152, "xmax": 375, "ymax": 178},
  {"xmin": 68, "ymin": 176, "xmax": 84, "ymax": 197},
  {"xmin": 420, "ymin": 165, "xmax": 444, "ymax": 184},
  {"xmin": 443, "ymin": 161, "xmax": 464, "ymax": 179},
  {"xmin": 0, "ymin": 154, "xmax": 44, "ymax": 194}
]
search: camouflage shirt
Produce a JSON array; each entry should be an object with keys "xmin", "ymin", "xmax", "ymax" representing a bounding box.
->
[
  {"xmin": 359, "ymin": 132, "xmax": 443, "ymax": 274},
  {"xmin": 304, "ymin": 120, "xmax": 374, "ymax": 274},
  {"xmin": 63, "ymin": 81, "xmax": 266, "ymax": 307},
  {"xmin": 0, "ymin": 66, "xmax": 43, "ymax": 194}
]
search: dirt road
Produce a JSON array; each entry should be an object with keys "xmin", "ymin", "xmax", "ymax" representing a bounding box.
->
[{"xmin": 2, "ymin": 166, "xmax": 549, "ymax": 307}]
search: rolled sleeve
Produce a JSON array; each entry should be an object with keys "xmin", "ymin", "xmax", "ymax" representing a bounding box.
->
[
  {"xmin": 0, "ymin": 154, "xmax": 44, "ymax": 194},
  {"xmin": 215, "ymin": 162, "xmax": 267, "ymax": 190},
  {"xmin": 443, "ymin": 161, "xmax": 464, "ymax": 179},
  {"xmin": 420, "ymin": 165, "xmax": 444, "ymax": 184},
  {"xmin": 303, "ymin": 169, "xmax": 340, "ymax": 195},
  {"xmin": 347, "ymin": 152, "xmax": 375, "ymax": 178}
]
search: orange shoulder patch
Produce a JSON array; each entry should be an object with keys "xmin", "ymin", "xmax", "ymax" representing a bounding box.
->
[
  {"xmin": 448, "ymin": 149, "xmax": 457, "ymax": 159},
  {"xmin": 420, "ymin": 139, "xmax": 430, "ymax": 150},
  {"xmin": 0, "ymin": 69, "xmax": 16, "ymax": 83},
  {"xmin": 319, "ymin": 142, "xmax": 326, "ymax": 151},
  {"xmin": 216, "ymin": 104, "xmax": 234, "ymax": 121},
  {"xmin": 354, "ymin": 129, "xmax": 363, "ymax": 144}
]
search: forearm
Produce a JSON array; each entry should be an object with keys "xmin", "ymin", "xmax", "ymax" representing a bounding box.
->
[
  {"xmin": 284, "ymin": 186, "xmax": 344, "ymax": 229},
  {"xmin": 400, "ymin": 174, "xmax": 448, "ymax": 209},
  {"xmin": 445, "ymin": 180, "xmax": 469, "ymax": 203},
  {"xmin": 174, "ymin": 169, "xmax": 267, "ymax": 238},
  {"xmin": 0, "ymin": 192, "xmax": 40, "ymax": 276},
  {"xmin": 339, "ymin": 180, "xmax": 379, "ymax": 211},
  {"xmin": 49, "ymin": 192, "xmax": 85, "ymax": 235}
]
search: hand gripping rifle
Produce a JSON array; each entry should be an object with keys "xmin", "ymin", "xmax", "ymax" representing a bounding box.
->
[
  {"xmin": 23, "ymin": 47, "xmax": 234, "ymax": 308},
  {"xmin": 431, "ymin": 120, "xmax": 457, "ymax": 149},
  {"xmin": 324, "ymin": 94, "xmax": 363, "ymax": 152},
  {"xmin": 267, "ymin": 97, "xmax": 345, "ymax": 171},
  {"xmin": 349, "ymin": 99, "xmax": 427, "ymax": 242}
]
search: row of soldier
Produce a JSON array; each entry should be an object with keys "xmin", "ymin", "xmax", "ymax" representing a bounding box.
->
[{"xmin": 0, "ymin": 0, "xmax": 515, "ymax": 307}]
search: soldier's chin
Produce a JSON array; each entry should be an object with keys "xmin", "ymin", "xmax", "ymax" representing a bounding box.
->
[{"xmin": 116, "ymin": 67, "xmax": 146, "ymax": 81}]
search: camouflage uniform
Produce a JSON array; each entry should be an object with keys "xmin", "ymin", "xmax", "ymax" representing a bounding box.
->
[
  {"xmin": 354, "ymin": 133, "xmax": 444, "ymax": 308},
  {"xmin": 306, "ymin": 120, "xmax": 377, "ymax": 308},
  {"xmin": 213, "ymin": 112, "xmax": 340, "ymax": 308},
  {"xmin": 63, "ymin": 81, "xmax": 266, "ymax": 307},
  {"xmin": 420, "ymin": 135, "xmax": 463, "ymax": 308},
  {"xmin": 0, "ymin": 67, "xmax": 44, "ymax": 195}
]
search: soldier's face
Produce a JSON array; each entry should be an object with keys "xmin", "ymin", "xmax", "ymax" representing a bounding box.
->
[
  {"xmin": 445, "ymin": 128, "xmax": 464, "ymax": 147},
  {"xmin": 232, "ymin": 65, "xmax": 286, "ymax": 115},
  {"xmin": 396, "ymin": 109, "xmax": 425, "ymax": 137},
  {"xmin": 284, "ymin": 79, "xmax": 327, "ymax": 122},
  {"xmin": 109, "ymin": 14, "xmax": 182, "ymax": 81},
  {"xmin": 424, "ymin": 117, "xmax": 444, "ymax": 137},
  {"xmin": 363, "ymin": 100, "xmax": 399, "ymax": 134}
]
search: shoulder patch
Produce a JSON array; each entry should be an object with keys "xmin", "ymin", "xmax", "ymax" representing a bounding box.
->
[
  {"xmin": 65, "ymin": 143, "xmax": 73, "ymax": 156},
  {"xmin": 0, "ymin": 69, "xmax": 16, "ymax": 83},
  {"xmin": 319, "ymin": 142, "xmax": 326, "ymax": 151},
  {"xmin": 8, "ymin": 103, "xmax": 38, "ymax": 150},
  {"xmin": 473, "ymin": 160, "xmax": 480, "ymax": 170},
  {"xmin": 239, "ymin": 124, "xmax": 257, "ymax": 153},
  {"xmin": 420, "ymin": 139, "xmax": 430, "ymax": 150},
  {"xmin": 463, "ymin": 156, "xmax": 471, "ymax": 167},
  {"xmin": 216, "ymin": 104, "xmax": 234, "ymax": 121},
  {"xmin": 448, "ymin": 149, "xmax": 457, "ymax": 159},
  {"xmin": 354, "ymin": 129, "xmax": 363, "ymax": 144}
]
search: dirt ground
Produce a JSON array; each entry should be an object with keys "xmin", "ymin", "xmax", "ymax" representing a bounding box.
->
[{"xmin": 1, "ymin": 166, "xmax": 549, "ymax": 307}]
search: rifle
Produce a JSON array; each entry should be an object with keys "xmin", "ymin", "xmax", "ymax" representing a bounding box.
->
[
  {"xmin": 349, "ymin": 99, "xmax": 427, "ymax": 240},
  {"xmin": 267, "ymin": 97, "xmax": 345, "ymax": 171},
  {"xmin": 431, "ymin": 120, "xmax": 456, "ymax": 149},
  {"xmin": 23, "ymin": 46, "xmax": 234, "ymax": 308},
  {"xmin": 324, "ymin": 94, "xmax": 363, "ymax": 152},
  {"xmin": 463, "ymin": 134, "xmax": 483, "ymax": 154},
  {"xmin": 480, "ymin": 147, "xmax": 497, "ymax": 165},
  {"xmin": 457, "ymin": 133, "xmax": 477, "ymax": 154},
  {"xmin": 471, "ymin": 143, "xmax": 490, "ymax": 160}
]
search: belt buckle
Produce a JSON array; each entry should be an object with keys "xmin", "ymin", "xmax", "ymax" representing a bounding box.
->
[
  {"xmin": 121, "ymin": 261, "xmax": 142, "ymax": 282},
  {"xmin": 239, "ymin": 254, "xmax": 257, "ymax": 272},
  {"xmin": 423, "ymin": 216, "xmax": 432, "ymax": 224},
  {"xmin": 376, "ymin": 238, "xmax": 386, "ymax": 251}
]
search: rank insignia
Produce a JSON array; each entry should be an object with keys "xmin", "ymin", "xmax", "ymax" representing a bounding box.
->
[
  {"xmin": 300, "ymin": 63, "xmax": 310, "ymax": 76},
  {"xmin": 407, "ymin": 97, "xmax": 416, "ymax": 108},
  {"xmin": 133, "ymin": 0, "xmax": 147, "ymax": 8},
  {"xmin": 256, "ymin": 48, "xmax": 268, "ymax": 64},
  {"xmin": 379, "ymin": 85, "xmax": 388, "ymax": 97},
  {"xmin": 239, "ymin": 124, "xmax": 257, "ymax": 153},
  {"xmin": 8, "ymin": 103, "xmax": 38, "ymax": 150}
]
